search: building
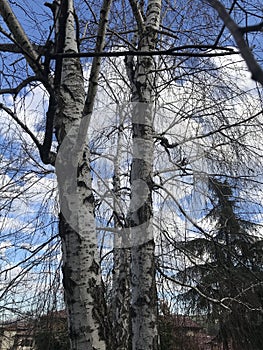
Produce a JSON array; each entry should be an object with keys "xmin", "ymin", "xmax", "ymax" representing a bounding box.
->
[
  {"xmin": 0, "ymin": 320, "xmax": 35, "ymax": 350},
  {"xmin": 159, "ymin": 314, "xmax": 225, "ymax": 350},
  {"xmin": 0, "ymin": 311, "xmax": 68, "ymax": 350}
]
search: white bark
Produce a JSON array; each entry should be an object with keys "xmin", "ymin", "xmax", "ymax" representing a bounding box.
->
[
  {"xmin": 129, "ymin": 104, "xmax": 158, "ymax": 350},
  {"xmin": 0, "ymin": 3, "xmax": 109, "ymax": 348},
  {"xmin": 111, "ymin": 107, "xmax": 131, "ymax": 350},
  {"xmin": 54, "ymin": 1, "xmax": 111, "ymax": 349},
  {"xmin": 127, "ymin": 1, "xmax": 162, "ymax": 349}
]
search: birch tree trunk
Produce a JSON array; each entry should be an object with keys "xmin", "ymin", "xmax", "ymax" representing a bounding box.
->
[
  {"xmin": 127, "ymin": 1, "xmax": 162, "ymax": 349},
  {"xmin": 52, "ymin": 0, "xmax": 113, "ymax": 349},
  {"xmin": 111, "ymin": 106, "xmax": 131, "ymax": 350},
  {"xmin": 0, "ymin": 0, "xmax": 112, "ymax": 349},
  {"xmin": 54, "ymin": 1, "xmax": 108, "ymax": 349}
]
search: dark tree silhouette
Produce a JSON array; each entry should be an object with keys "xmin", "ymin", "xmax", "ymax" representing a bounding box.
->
[{"xmin": 177, "ymin": 178, "xmax": 263, "ymax": 350}]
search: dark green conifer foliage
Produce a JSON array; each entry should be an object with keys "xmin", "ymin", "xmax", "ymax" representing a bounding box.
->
[
  {"xmin": 177, "ymin": 178, "xmax": 263, "ymax": 350},
  {"xmin": 34, "ymin": 312, "xmax": 70, "ymax": 350}
]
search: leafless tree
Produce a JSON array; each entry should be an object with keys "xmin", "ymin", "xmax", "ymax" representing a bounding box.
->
[{"xmin": 0, "ymin": 1, "xmax": 263, "ymax": 350}]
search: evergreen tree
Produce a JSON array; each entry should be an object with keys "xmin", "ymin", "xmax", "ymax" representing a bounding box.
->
[
  {"xmin": 34, "ymin": 312, "xmax": 70, "ymax": 350},
  {"xmin": 177, "ymin": 178, "xmax": 263, "ymax": 350}
]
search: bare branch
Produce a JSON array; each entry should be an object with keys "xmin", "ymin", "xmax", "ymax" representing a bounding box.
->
[
  {"xmin": 157, "ymin": 29, "xmax": 178, "ymax": 41},
  {"xmin": 158, "ymin": 267, "xmax": 263, "ymax": 314},
  {"xmin": 50, "ymin": 46, "xmax": 237, "ymax": 59},
  {"xmin": 0, "ymin": 76, "xmax": 39, "ymax": 97},
  {"xmin": 0, "ymin": 103, "xmax": 56, "ymax": 165},
  {"xmin": 206, "ymin": 0, "xmax": 263, "ymax": 85},
  {"xmin": 240, "ymin": 21, "xmax": 263, "ymax": 34},
  {"xmin": 0, "ymin": 43, "xmax": 49, "ymax": 54},
  {"xmin": 128, "ymin": 0, "xmax": 145, "ymax": 33},
  {"xmin": 157, "ymin": 267, "xmax": 231, "ymax": 311},
  {"xmin": 0, "ymin": 0, "xmax": 43, "ymax": 75},
  {"xmin": 82, "ymin": 0, "xmax": 113, "ymax": 119}
]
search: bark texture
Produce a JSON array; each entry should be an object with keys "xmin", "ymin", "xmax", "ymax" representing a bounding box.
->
[
  {"xmin": 111, "ymin": 246, "xmax": 131, "ymax": 350},
  {"xmin": 111, "ymin": 114, "xmax": 131, "ymax": 350},
  {"xmin": 54, "ymin": 1, "xmax": 110, "ymax": 349},
  {"xmin": 127, "ymin": 1, "xmax": 162, "ymax": 349},
  {"xmin": 129, "ymin": 104, "xmax": 159, "ymax": 350},
  {"xmin": 0, "ymin": 1, "xmax": 109, "ymax": 349}
]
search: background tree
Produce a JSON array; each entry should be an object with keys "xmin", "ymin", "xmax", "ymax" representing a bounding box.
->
[
  {"xmin": 34, "ymin": 311, "xmax": 70, "ymax": 350},
  {"xmin": 175, "ymin": 178, "xmax": 263, "ymax": 349}
]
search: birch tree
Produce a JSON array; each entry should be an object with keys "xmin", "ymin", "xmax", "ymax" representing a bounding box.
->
[
  {"xmin": 111, "ymin": 104, "xmax": 131, "ymax": 350},
  {"xmin": 54, "ymin": 0, "xmax": 113, "ymax": 347},
  {"xmin": 0, "ymin": 0, "xmax": 112, "ymax": 349},
  {"xmin": 124, "ymin": 1, "xmax": 163, "ymax": 348},
  {"xmin": 1, "ymin": 1, "xmax": 263, "ymax": 350}
]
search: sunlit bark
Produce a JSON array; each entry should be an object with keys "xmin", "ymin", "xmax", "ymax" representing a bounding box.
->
[
  {"xmin": 0, "ymin": 0, "xmax": 112, "ymax": 349},
  {"xmin": 53, "ymin": 1, "xmax": 107, "ymax": 349},
  {"xmin": 54, "ymin": 0, "xmax": 112, "ymax": 349}
]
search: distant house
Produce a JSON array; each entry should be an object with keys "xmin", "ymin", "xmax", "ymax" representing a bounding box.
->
[
  {"xmin": 1, "ymin": 311, "xmax": 226, "ymax": 350},
  {"xmin": 0, "ymin": 320, "xmax": 35, "ymax": 350},
  {"xmin": 0, "ymin": 311, "xmax": 69, "ymax": 350},
  {"xmin": 159, "ymin": 314, "xmax": 225, "ymax": 350}
]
